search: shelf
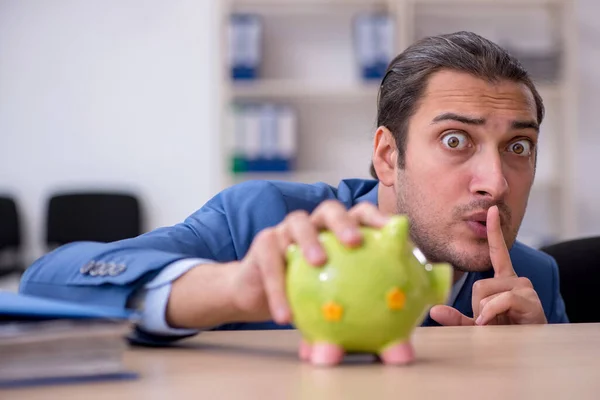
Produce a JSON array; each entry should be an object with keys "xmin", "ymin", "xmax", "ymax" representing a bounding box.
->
[
  {"xmin": 231, "ymin": 0, "xmax": 389, "ymax": 15},
  {"xmin": 229, "ymin": 170, "xmax": 373, "ymax": 186},
  {"xmin": 221, "ymin": 0, "xmax": 578, "ymax": 238},
  {"xmin": 231, "ymin": 0, "xmax": 567, "ymax": 10},
  {"xmin": 232, "ymin": 0, "xmax": 385, "ymax": 5},
  {"xmin": 232, "ymin": 0, "xmax": 566, "ymax": 5},
  {"xmin": 229, "ymin": 80, "xmax": 380, "ymax": 101},
  {"xmin": 412, "ymin": 0, "xmax": 565, "ymax": 6},
  {"xmin": 228, "ymin": 79, "xmax": 562, "ymax": 102},
  {"xmin": 228, "ymin": 171, "xmax": 562, "ymax": 190},
  {"xmin": 537, "ymin": 83, "xmax": 563, "ymax": 101}
]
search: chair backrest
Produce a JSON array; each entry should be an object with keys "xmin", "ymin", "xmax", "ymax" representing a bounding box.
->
[
  {"xmin": 540, "ymin": 237, "xmax": 600, "ymax": 324},
  {"xmin": 0, "ymin": 196, "xmax": 20, "ymax": 251},
  {"xmin": 46, "ymin": 192, "xmax": 142, "ymax": 246}
]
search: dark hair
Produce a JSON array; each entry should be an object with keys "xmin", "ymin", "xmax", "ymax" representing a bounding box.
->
[{"xmin": 370, "ymin": 31, "xmax": 545, "ymax": 178}]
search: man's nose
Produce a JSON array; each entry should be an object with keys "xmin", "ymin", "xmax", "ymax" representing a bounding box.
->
[{"xmin": 469, "ymin": 152, "xmax": 509, "ymax": 200}]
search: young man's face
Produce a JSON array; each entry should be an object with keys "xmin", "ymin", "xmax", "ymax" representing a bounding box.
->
[{"xmin": 396, "ymin": 70, "xmax": 539, "ymax": 272}]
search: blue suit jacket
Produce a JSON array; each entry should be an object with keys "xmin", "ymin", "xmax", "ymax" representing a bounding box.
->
[{"xmin": 20, "ymin": 179, "xmax": 568, "ymax": 338}]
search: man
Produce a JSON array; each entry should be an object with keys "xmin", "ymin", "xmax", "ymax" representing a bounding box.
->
[{"xmin": 19, "ymin": 31, "xmax": 568, "ymax": 357}]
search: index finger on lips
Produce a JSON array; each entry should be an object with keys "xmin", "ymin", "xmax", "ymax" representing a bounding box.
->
[{"xmin": 487, "ymin": 205, "xmax": 516, "ymax": 278}]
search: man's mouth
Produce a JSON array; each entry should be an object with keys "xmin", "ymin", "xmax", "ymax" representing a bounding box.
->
[
  {"xmin": 465, "ymin": 211, "xmax": 488, "ymax": 225},
  {"xmin": 464, "ymin": 211, "xmax": 489, "ymax": 238}
]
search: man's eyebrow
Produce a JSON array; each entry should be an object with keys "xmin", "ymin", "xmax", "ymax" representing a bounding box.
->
[
  {"xmin": 431, "ymin": 113, "xmax": 486, "ymax": 125},
  {"xmin": 511, "ymin": 120, "xmax": 539, "ymax": 132},
  {"xmin": 431, "ymin": 112, "xmax": 540, "ymax": 132}
]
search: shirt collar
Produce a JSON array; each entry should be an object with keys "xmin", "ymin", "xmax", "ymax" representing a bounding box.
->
[{"xmin": 447, "ymin": 271, "xmax": 469, "ymax": 306}]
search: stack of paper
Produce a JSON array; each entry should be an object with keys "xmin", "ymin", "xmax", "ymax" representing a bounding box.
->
[{"xmin": 0, "ymin": 292, "xmax": 137, "ymax": 388}]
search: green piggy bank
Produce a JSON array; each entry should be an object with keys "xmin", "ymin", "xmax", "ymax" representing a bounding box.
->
[{"xmin": 285, "ymin": 215, "xmax": 452, "ymax": 366}]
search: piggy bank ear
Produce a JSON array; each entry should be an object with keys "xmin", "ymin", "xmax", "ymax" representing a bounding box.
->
[{"xmin": 382, "ymin": 215, "xmax": 410, "ymax": 249}]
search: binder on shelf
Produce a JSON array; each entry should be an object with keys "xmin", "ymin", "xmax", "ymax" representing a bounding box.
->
[
  {"xmin": 231, "ymin": 103, "xmax": 298, "ymax": 174},
  {"xmin": 228, "ymin": 13, "xmax": 263, "ymax": 80},
  {"xmin": 353, "ymin": 13, "xmax": 395, "ymax": 81}
]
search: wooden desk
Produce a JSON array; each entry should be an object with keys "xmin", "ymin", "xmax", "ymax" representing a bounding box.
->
[{"xmin": 5, "ymin": 324, "xmax": 600, "ymax": 399}]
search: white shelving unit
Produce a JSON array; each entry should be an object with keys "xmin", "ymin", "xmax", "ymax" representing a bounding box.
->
[
  {"xmin": 218, "ymin": 0, "xmax": 578, "ymax": 247},
  {"xmin": 231, "ymin": 80, "xmax": 380, "ymax": 101}
]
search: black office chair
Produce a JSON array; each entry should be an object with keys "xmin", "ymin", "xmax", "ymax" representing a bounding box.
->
[
  {"xmin": 0, "ymin": 196, "xmax": 23, "ymax": 276},
  {"xmin": 540, "ymin": 237, "xmax": 600, "ymax": 324},
  {"xmin": 45, "ymin": 192, "xmax": 143, "ymax": 247}
]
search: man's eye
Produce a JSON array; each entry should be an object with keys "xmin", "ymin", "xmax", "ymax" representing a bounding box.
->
[
  {"xmin": 507, "ymin": 140, "xmax": 532, "ymax": 156},
  {"xmin": 441, "ymin": 132, "xmax": 469, "ymax": 150}
]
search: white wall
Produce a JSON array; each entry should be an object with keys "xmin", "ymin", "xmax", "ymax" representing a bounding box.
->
[{"xmin": 0, "ymin": 0, "xmax": 221, "ymax": 262}]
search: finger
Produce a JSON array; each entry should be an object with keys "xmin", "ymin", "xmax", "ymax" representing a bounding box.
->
[
  {"xmin": 471, "ymin": 277, "xmax": 533, "ymax": 318},
  {"xmin": 476, "ymin": 291, "xmax": 517, "ymax": 325},
  {"xmin": 478, "ymin": 293, "xmax": 502, "ymax": 317},
  {"xmin": 479, "ymin": 288, "xmax": 548, "ymax": 325},
  {"xmin": 348, "ymin": 202, "xmax": 390, "ymax": 228},
  {"xmin": 275, "ymin": 223, "xmax": 292, "ymax": 252},
  {"xmin": 284, "ymin": 211, "xmax": 326, "ymax": 266},
  {"xmin": 487, "ymin": 205, "xmax": 516, "ymax": 278},
  {"xmin": 310, "ymin": 200, "xmax": 362, "ymax": 247},
  {"xmin": 253, "ymin": 229, "xmax": 290, "ymax": 324},
  {"xmin": 429, "ymin": 305, "xmax": 474, "ymax": 326}
]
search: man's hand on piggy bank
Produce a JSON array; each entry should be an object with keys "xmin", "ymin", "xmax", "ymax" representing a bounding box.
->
[
  {"xmin": 430, "ymin": 206, "xmax": 548, "ymax": 326},
  {"xmin": 231, "ymin": 201, "xmax": 390, "ymax": 325}
]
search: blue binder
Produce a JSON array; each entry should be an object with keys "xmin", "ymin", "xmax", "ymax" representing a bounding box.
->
[
  {"xmin": 229, "ymin": 13, "xmax": 263, "ymax": 80},
  {"xmin": 353, "ymin": 13, "xmax": 395, "ymax": 81}
]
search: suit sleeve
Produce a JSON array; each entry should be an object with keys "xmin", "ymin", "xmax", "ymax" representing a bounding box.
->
[
  {"xmin": 547, "ymin": 256, "xmax": 570, "ymax": 324},
  {"xmin": 19, "ymin": 181, "xmax": 289, "ymax": 311}
]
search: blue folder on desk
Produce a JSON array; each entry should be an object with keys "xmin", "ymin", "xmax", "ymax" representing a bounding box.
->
[
  {"xmin": 0, "ymin": 292, "xmax": 139, "ymax": 388},
  {"xmin": 0, "ymin": 291, "xmax": 134, "ymax": 321}
]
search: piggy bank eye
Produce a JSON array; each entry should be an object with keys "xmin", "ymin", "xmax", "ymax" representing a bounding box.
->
[
  {"xmin": 412, "ymin": 248, "xmax": 427, "ymax": 265},
  {"xmin": 413, "ymin": 247, "xmax": 433, "ymax": 270}
]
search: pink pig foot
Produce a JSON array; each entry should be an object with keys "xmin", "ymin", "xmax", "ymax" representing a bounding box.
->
[
  {"xmin": 298, "ymin": 339, "xmax": 312, "ymax": 362},
  {"xmin": 310, "ymin": 342, "xmax": 345, "ymax": 366},
  {"xmin": 380, "ymin": 341, "xmax": 415, "ymax": 366}
]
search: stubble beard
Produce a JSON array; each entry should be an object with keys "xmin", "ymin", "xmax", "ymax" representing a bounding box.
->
[{"xmin": 395, "ymin": 174, "xmax": 520, "ymax": 273}]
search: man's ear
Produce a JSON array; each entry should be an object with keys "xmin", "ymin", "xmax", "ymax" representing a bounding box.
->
[{"xmin": 372, "ymin": 126, "xmax": 397, "ymax": 187}]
